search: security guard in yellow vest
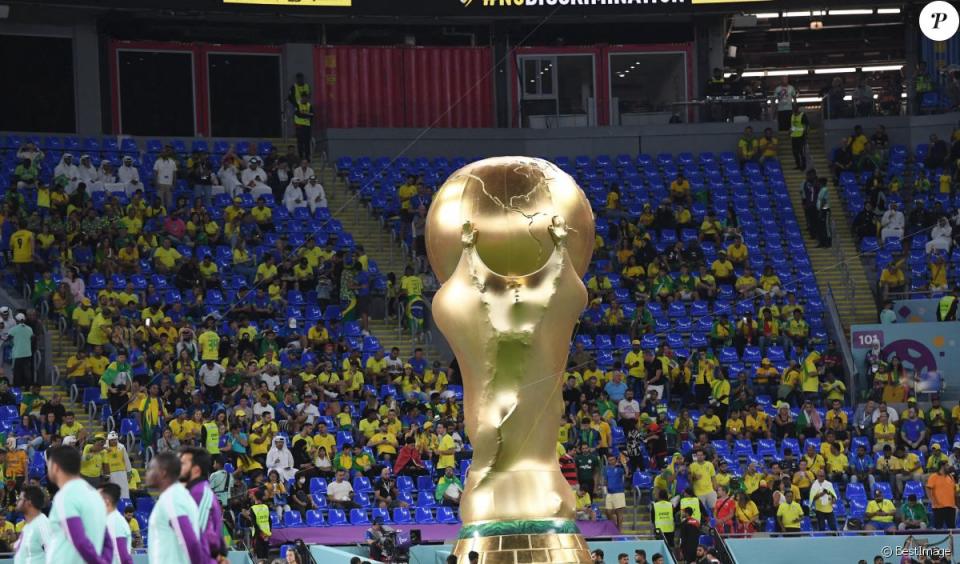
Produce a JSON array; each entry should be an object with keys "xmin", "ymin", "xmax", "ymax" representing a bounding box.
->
[
  {"xmin": 679, "ymin": 490, "xmax": 702, "ymax": 523},
  {"xmin": 250, "ymin": 489, "xmax": 272, "ymax": 559},
  {"xmin": 294, "ymin": 95, "xmax": 314, "ymax": 162},
  {"xmin": 938, "ymin": 289, "xmax": 958, "ymax": 321},
  {"xmin": 288, "ymin": 72, "xmax": 311, "ymax": 107},
  {"xmin": 790, "ymin": 104, "xmax": 809, "ymax": 170},
  {"xmin": 202, "ymin": 420, "xmax": 221, "ymax": 455},
  {"xmin": 704, "ymin": 67, "xmax": 728, "ymax": 121},
  {"xmin": 652, "ymin": 490, "xmax": 677, "ymax": 546}
]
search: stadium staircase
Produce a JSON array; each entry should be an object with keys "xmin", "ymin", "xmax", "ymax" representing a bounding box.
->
[
  {"xmin": 318, "ymin": 166, "xmax": 445, "ymax": 363},
  {"xmin": 777, "ymin": 131, "xmax": 877, "ymax": 334},
  {"xmin": 623, "ymin": 495, "xmax": 655, "ymax": 537}
]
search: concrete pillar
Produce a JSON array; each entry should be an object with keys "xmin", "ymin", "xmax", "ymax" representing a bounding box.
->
[
  {"xmin": 73, "ymin": 22, "xmax": 101, "ymax": 136},
  {"xmin": 695, "ymin": 15, "xmax": 726, "ymax": 99}
]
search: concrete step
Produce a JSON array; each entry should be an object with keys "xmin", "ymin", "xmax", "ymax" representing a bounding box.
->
[
  {"xmin": 320, "ymin": 167, "xmax": 446, "ymax": 365},
  {"xmin": 776, "ymin": 130, "xmax": 878, "ymax": 334}
]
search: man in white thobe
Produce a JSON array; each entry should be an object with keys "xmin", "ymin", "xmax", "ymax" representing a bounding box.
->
[
  {"xmin": 880, "ymin": 203, "xmax": 905, "ymax": 241},
  {"xmin": 54, "ymin": 153, "xmax": 80, "ymax": 193}
]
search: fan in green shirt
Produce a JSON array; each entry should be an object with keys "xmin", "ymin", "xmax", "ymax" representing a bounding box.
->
[{"xmin": 900, "ymin": 497, "xmax": 928, "ymax": 529}]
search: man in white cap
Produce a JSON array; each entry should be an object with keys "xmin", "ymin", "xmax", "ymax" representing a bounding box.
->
[
  {"xmin": 8, "ymin": 313, "xmax": 34, "ymax": 387},
  {"xmin": 104, "ymin": 432, "xmax": 132, "ymax": 499}
]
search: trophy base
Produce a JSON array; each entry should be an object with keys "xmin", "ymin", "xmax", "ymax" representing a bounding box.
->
[{"xmin": 452, "ymin": 521, "xmax": 592, "ymax": 564}]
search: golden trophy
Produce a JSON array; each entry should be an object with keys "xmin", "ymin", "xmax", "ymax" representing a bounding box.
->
[{"xmin": 426, "ymin": 157, "xmax": 595, "ymax": 564}]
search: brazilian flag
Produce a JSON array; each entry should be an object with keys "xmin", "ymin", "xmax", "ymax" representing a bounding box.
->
[{"xmin": 406, "ymin": 295, "xmax": 426, "ymax": 335}]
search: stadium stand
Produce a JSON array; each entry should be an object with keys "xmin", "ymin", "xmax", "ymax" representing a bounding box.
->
[{"xmin": 4, "ymin": 118, "xmax": 960, "ymax": 563}]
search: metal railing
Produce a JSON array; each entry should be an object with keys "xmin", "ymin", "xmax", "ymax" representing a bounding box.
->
[{"xmin": 825, "ymin": 284, "xmax": 860, "ymax": 401}]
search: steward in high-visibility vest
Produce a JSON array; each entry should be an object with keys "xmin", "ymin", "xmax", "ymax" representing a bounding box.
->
[
  {"xmin": 652, "ymin": 490, "xmax": 677, "ymax": 545},
  {"xmin": 294, "ymin": 96, "xmax": 314, "ymax": 162},
  {"xmin": 938, "ymin": 290, "xmax": 958, "ymax": 321},
  {"xmin": 294, "ymin": 101, "xmax": 312, "ymax": 127},
  {"xmin": 250, "ymin": 489, "xmax": 272, "ymax": 559},
  {"xmin": 790, "ymin": 111, "xmax": 807, "ymax": 138},
  {"xmin": 203, "ymin": 421, "xmax": 221, "ymax": 455},
  {"xmin": 679, "ymin": 492, "xmax": 702, "ymax": 523},
  {"xmin": 790, "ymin": 105, "xmax": 809, "ymax": 170}
]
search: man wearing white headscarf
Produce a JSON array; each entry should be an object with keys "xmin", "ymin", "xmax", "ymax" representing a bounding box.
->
[
  {"xmin": 266, "ymin": 436, "xmax": 297, "ymax": 482},
  {"xmin": 77, "ymin": 154, "xmax": 98, "ymax": 188},
  {"xmin": 238, "ymin": 157, "xmax": 272, "ymax": 199},
  {"xmin": 54, "ymin": 153, "xmax": 80, "ymax": 193},
  {"xmin": 218, "ymin": 159, "xmax": 241, "ymax": 197},
  {"xmin": 304, "ymin": 176, "xmax": 327, "ymax": 213},
  {"xmin": 117, "ymin": 156, "xmax": 141, "ymax": 195},
  {"xmin": 282, "ymin": 179, "xmax": 309, "ymax": 213},
  {"xmin": 292, "ymin": 160, "xmax": 315, "ymax": 183}
]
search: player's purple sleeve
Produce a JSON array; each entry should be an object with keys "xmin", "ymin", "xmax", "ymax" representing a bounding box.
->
[
  {"xmin": 64, "ymin": 517, "xmax": 113, "ymax": 564},
  {"xmin": 175, "ymin": 515, "xmax": 206, "ymax": 564},
  {"xmin": 116, "ymin": 536, "xmax": 133, "ymax": 564},
  {"xmin": 206, "ymin": 498, "xmax": 226, "ymax": 558}
]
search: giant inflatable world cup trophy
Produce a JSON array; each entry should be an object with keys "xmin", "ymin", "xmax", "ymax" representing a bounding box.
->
[{"xmin": 426, "ymin": 157, "xmax": 595, "ymax": 564}]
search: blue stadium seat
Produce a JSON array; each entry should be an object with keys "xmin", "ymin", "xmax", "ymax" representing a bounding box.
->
[
  {"xmin": 415, "ymin": 507, "xmax": 436, "ymax": 524},
  {"xmin": 436, "ymin": 507, "xmax": 458, "ymax": 524},
  {"xmin": 371, "ymin": 507, "xmax": 392, "ymax": 524},
  {"xmin": 903, "ymin": 481, "xmax": 925, "ymax": 499},
  {"xmin": 417, "ymin": 491, "xmax": 436, "ymax": 507},
  {"xmin": 845, "ymin": 482, "xmax": 867, "ymax": 502},
  {"xmin": 305, "ymin": 510, "xmax": 325, "ymax": 527},
  {"xmin": 309, "ymin": 478, "xmax": 327, "ymax": 495},
  {"xmin": 393, "ymin": 507, "xmax": 413, "ymax": 524},
  {"xmin": 324, "ymin": 509, "xmax": 346, "ymax": 526},
  {"xmin": 283, "ymin": 511, "xmax": 303, "ymax": 527},
  {"xmin": 350, "ymin": 509, "xmax": 370, "ymax": 525}
]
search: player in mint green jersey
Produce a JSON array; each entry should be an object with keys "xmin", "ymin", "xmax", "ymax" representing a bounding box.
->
[
  {"xmin": 146, "ymin": 452, "xmax": 204, "ymax": 564},
  {"xmin": 14, "ymin": 486, "xmax": 50, "ymax": 564},
  {"xmin": 98, "ymin": 484, "xmax": 133, "ymax": 564},
  {"xmin": 45, "ymin": 445, "xmax": 113, "ymax": 564}
]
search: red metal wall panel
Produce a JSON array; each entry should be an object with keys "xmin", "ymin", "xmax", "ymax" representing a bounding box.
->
[
  {"xmin": 403, "ymin": 47, "xmax": 494, "ymax": 128},
  {"xmin": 314, "ymin": 45, "xmax": 493, "ymax": 129},
  {"xmin": 315, "ymin": 46, "xmax": 405, "ymax": 129}
]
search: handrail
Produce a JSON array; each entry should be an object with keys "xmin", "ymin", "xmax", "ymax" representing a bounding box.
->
[
  {"xmin": 720, "ymin": 527, "xmax": 960, "ymax": 538},
  {"xmin": 708, "ymin": 526, "xmax": 736, "ymax": 564},
  {"xmin": 825, "ymin": 284, "xmax": 859, "ymax": 400}
]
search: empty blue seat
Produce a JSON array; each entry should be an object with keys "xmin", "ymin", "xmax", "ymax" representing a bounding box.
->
[
  {"xmin": 415, "ymin": 507, "xmax": 436, "ymax": 524},
  {"xmin": 416, "ymin": 491, "xmax": 436, "ymax": 507},
  {"xmin": 350, "ymin": 509, "xmax": 370, "ymax": 525},
  {"xmin": 327, "ymin": 509, "xmax": 348, "ymax": 526},
  {"xmin": 305, "ymin": 510, "xmax": 325, "ymax": 527},
  {"xmin": 283, "ymin": 511, "xmax": 303, "ymax": 527},
  {"xmin": 393, "ymin": 507, "xmax": 413, "ymax": 524},
  {"xmin": 309, "ymin": 478, "xmax": 327, "ymax": 495},
  {"xmin": 436, "ymin": 507, "xmax": 458, "ymax": 524},
  {"xmin": 845, "ymin": 482, "xmax": 867, "ymax": 502},
  {"xmin": 371, "ymin": 507, "xmax": 392, "ymax": 524},
  {"xmin": 903, "ymin": 480, "xmax": 925, "ymax": 499}
]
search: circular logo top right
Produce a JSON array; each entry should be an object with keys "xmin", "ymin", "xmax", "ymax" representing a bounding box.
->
[{"xmin": 920, "ymin": 1, "xmax": 960, "ymax": 41}]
